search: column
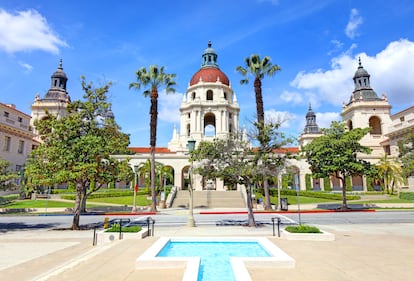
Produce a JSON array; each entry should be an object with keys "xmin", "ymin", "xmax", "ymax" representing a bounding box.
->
[{"xmin": 174, "ymin": 170, "xmax": 182, "ymax": 190}]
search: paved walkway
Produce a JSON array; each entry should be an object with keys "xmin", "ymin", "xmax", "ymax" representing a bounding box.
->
[{"xmin": 1, "ymin": 221, "xmax": 414, "ymax": 281}]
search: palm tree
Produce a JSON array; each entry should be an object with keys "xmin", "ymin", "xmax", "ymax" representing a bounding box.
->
[
  {"xmin": 236, "ymin": 54, "xmax": 281, "ymax": 210},
  {"xmin": 129, "ymin": 65, "xmax": 176, "ymax": 212},
  {"xmin": 376, "ymin": 154, "xmax": 406, "ymax": 194}
]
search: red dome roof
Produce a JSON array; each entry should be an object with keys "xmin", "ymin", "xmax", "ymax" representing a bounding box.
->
[{"xmin": 190, "ymin": 67, "xmax": 229, "ymax": 86}]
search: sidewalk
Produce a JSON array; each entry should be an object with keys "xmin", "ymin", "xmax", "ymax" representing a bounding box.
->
[{"xmin": 1, "ymin": 222, "xmax": 414, "ymax": 281}]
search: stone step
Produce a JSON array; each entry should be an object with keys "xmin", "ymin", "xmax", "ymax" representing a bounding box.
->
[{"xmin": 171, "ymin": 190, "xmax": 245, "ymax": 208}]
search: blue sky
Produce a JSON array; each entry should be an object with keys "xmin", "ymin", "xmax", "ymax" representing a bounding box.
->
[{"xmin": 1, "ymin": 0, "xmax": 414, "ymax": 147}]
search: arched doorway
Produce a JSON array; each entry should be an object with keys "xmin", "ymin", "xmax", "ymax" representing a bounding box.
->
[
  {"xmin": 204, "ymin": 113, "xmax": 216, "ymax": 137},
  {"xmin": 181, "ymin": 166, "xmax": 190, "ymax": 190}
]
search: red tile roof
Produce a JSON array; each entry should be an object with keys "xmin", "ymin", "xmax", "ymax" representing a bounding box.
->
[
  {"xmin": 128, "ymin": 147, "xmax": 174, "ymax": 154},
  {"xmin": 190, "ymin": 67, "xmax": 230, "ymax": 86},
  {"xmin": 251, "ymin": 147, "xmax": 300, "ymax": 154}
]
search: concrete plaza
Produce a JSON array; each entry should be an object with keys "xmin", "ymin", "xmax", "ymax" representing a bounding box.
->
[{"xmin": 1, "ymin": 220, "xmax": 414, "ymax": 281}]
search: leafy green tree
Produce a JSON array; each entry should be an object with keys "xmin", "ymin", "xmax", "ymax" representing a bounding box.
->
[
  {"xmin": 398, "ymin": 132, "xmax": 414, "ymax": 178},
  {"xmin": 191, "ymin": 125, "xmax": 288, "ymax": 226},
  {"xmin": 25, "ymin": 77, "xmax": 131, "ymax": 230},
  {"xmin": 0, "ymin": 158, "xmax": 18, "ymax": 190},
  {"xmin": 302, "ymin": 121, "xmax": 372, "ymax": 210},
  {"xmin": 191, "ymin": 137, "xmax": 258, "ymax": 226},
  {"xmin": 129, "ymin": 65, "xmax": 176, "ymax": 212},
  {"xmin": 236, "ymin": 54, "xmax": 281, "ymax": 210},
  {"xmin": 376, "ymin": 154, "xmax": 406, "ymax": 194}
]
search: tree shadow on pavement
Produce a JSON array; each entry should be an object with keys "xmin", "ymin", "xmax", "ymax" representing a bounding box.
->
[{"xmin": 0, "ymin": 222, "xmax": 59, "ymax": 233}]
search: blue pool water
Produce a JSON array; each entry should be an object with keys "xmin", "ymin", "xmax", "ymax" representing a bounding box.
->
[{"xmin": 157, "ymin": 241, "xmax": 271, "ymax": 281}]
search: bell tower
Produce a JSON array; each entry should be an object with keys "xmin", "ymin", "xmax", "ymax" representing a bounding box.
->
[
  {"xmin": 341, "ymin": 58, "xmax": 392, "ymax": 158},
  {"xmin": 298, "ymin": 103, "xmax": 322, "ymax": 147},
  {"xmin": 168, "ymin": 42, "xmax": 240, "ymax": 151},
  {"xmin": 31, "ymin": 59, "xmax": 71, "ymax": 141}
]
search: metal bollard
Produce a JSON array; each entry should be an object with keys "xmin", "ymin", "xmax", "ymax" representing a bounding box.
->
[
  {"xmin": 277, "ymin": 217, "xmax": 281, "ymax": 237},
  {"xmin": 146, "ymin": 216, "xmax": 152, "ymax": 236},
  {"xmin": 119, "ymin": 219, "xmax": 123, "ymax": 240},
  {"xmin": 151, "ymin": 218, "xmax": 155, "ymax": 236},
  {"xmin": 271, "ymin": 217, "xmax": 282, "ymax": 237},
  {"xmin": 93, "ymin": 226, "xmax": 97, "ymax": 246}
]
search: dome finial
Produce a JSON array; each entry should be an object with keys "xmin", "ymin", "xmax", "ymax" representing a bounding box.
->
[
  {"xmin": 208, "ymin": 40, "xmax": 212, "ymax": 48},
  {"xmin": 59, "ymin": 58, "xmax": 63, "ymax": 69},
  {"xmin": 358, "ymin": 57, "xmax": 362, "ymax": 68}
]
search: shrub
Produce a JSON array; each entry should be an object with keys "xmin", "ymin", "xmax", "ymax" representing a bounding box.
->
[
  {"xmin": 323, "ymin": 177, "xmax": 331, "ymax": 191},
  {"xmin": 0, "ymin": 194, "xmax": 19, "ymax": 205},
  {"xmin": 105, "ymin": 225, "xmax": 142, "ymax": 233},
  {"xmin": 305, "ymin": 174, "xmax": 312, "ymax": 190},
  {"xmin": 267, "ymin": 188, "xmax": 360, "ymax": 200},
  {"xmin": 285, "ymin": 225, "xmax": 322, "ymax": 233},
  {"xmin": 400, "ymin": 192, "xmax": 414, "ymax": 200}
]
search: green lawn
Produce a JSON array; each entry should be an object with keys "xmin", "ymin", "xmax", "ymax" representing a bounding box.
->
[
  {"xmin": 5, "ymin": 199, "xmax": 77, "ymax": 209},
  {"xmin": 270, "ymin": 195, "xmax": 341, "ymax": 205},
  {"xmin": 2, "ymin": 193, "xmax": 412, "ymax": 210},
  {"xmin": 88, "ymin": 195, "xmax": 151, "ymax": 206},
  {"xmin": 4, "ymin": 198, "xmax": 112, "ymax": 209}
]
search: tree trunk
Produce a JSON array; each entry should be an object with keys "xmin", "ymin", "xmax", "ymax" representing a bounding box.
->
[
  {"xmin": 340, "ymin": 177, "xmax": 348, "ymax": 210},
  {"xmin": 80, "ymin": 186, "xmax": 87, "ymax": 213},
  {"xmin": 254, "ymin": 77, "xmax": 272, "ymax": 210},
  {"xmin": 254, "ymin": 77, "xmax": 264, "ymax": 124},
  {"xmin": 72, "ymin": 182, "xmax": 82, "ymax": 230},
  {"xmin": 277, "ymin": 173, "xmax": 282, "ymax": 211},
  {"xmin": 150, "ymin": 147, "xmax": 157, "ymax": 212},
  {"xmin": 245, "ymin": 178, "xmax": 256, "ymax": 227},
  {"xmin": 263, "ymin": 178, "xmax": 272, "ymax": 210},
  {"xmin": 149, "ymin": 88, "xmax": 158, "ymax": 212}
]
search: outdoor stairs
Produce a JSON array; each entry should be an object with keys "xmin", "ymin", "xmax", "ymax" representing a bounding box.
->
[{"xmin": 171, "ymin": 190, "xmax": 246, "ymax": 209}]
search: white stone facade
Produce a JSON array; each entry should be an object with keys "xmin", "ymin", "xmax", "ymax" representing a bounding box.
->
[
  {"xmin": 0, "ymin": 103, "xmax": 35, "ymax": 183},
  {"xmin": 21, "ymin": 51, "xmax": 414, "ymax": 193}
]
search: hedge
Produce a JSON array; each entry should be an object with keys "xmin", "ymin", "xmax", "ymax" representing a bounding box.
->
[
  {"xmin": 0, "ymin": 194, "xmax": 19, "ymax": 205},
  {"xmin": 61, "ymin": 189, "xmax": 138, "ymax": 200},
  {"xmin": 399, "ymin": 192, "xmax": 414, "ymax": 200},
  {"xmin": 266, "ymin": 188, "xmax": 360, "ymax": 200}
]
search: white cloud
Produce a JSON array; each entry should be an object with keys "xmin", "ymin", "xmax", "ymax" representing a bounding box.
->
[
  {"xmin": 290, "ymin": 39, "xmax": 414, "ymax": 108},
  {"xmin": 158, "ymin": 91, "xmax": 183, "ymax": 123},
  {"xmin": 280, "ymin": 90, "xmax": 303, "ymax": 104},
  {"xmin": 18, "ymin": 61, "xmax": 33, "ymax": 73},
  {"xmin": 291, "ymin": 55, "xmax": 355, "ymax": 106},
  {"xmin": 0, "ymin": 9, "xmax": 67, "ymax": 54},
  {"xmin": 345, "ymin": 8, "xmax": 363, "ymax": 39},
  {"xmin": 328, "ymin": 39, "xmax": 344, "ymax": 55},
  {"xmin": 265, "ymin": 109, "xmax": 296, "ymax": 129},
  {"xmin": 316, "ymin": 112, "xmax": 341, "ymax": 129}
]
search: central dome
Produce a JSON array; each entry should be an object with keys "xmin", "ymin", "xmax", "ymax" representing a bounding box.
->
[
  {"xmin": 189, "ymin": 41, "xmax": 230, "ymax": 87},
  {"xmin": 190, "ymin": 67, "xmax": 229, "ymax": 86}
]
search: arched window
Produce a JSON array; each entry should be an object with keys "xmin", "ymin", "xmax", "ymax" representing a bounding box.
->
[
  {"xmin": 224, "ymin": 92, "xmax": 227, "ymax": 100},
  {"xmin": 192, "ymin": 92, "xmax": 196, "ymax": 100},
  {"xmin": 206, "ymin": 90, "xmax": 213, "ymax": 101},
  {"xmin": 369, "ymin": 116, "xmax": 382, "ymax": 134},
  {"xmin": 187, "ymin": 124, "xmax": 190, "ymax": 136},
  {"xmin": 347, "ymin": 120, "xmax": 353, "ymax": 130}
]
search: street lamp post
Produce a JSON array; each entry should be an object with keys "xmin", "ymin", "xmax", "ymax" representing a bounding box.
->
[
  {"xmin": 294, "ymin": 173, "xmax": 302, "ymax": 225},
  {"xmin": 187, "ymin": 137, "xmax": 196, "ymax": 227},
  {"xmin": 162, "ymin": 172, "xmax": 167, "ymax": 208},
  {"xmin": 132, "ymin": 165, "xmax": 139, "ymax": 213}
]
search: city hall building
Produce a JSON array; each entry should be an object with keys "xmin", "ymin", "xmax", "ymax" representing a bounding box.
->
[{"xmin": 27, "ymin": 43, "xmax": 414, "ymax": 193}]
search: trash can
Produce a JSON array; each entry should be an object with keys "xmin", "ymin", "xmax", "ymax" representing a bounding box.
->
[{"xmin": 280, "ymin": 198, "xmax": 288, "ymax": 211}]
